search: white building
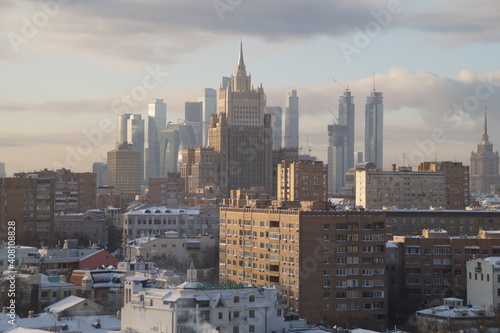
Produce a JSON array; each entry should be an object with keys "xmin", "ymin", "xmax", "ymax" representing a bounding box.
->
[
  {"xmin": 122, "ymin": 206, "xmax": 219, "ymax": 240},
  {"xmin": 122, "ymin": 265, "xmax": 304, "ymax": 333},
  {"xmin": 467, "ymin": 256, "xmax": 500, "ymax": 310}
]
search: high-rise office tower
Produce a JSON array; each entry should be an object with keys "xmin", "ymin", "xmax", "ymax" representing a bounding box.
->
[
  {"xmin": 146, "ymin": 99, "xmax": 166, "ymax": 181},
  {"xmin": 221, "ymin": 76, "xmax": 231, "ymax": 90},
  {"xmin": 470, "ymin": 111, "xmax": 500, "ymax": 193},
  {"xmin": 107, "ymin": 142, "xmax": 141, "ymax": 205},
  {"xmin": 117, "ymin": 113, "xmax": 132, "ymax": 143},
  {"xmin": 198, "ymin": 88, "xmax": 217, "ymax": 147},
  {"xmin": 328, "ymin": 124, "xmax": 348, "ymax": 194},
  {"xmin": 127, "ymin": 114, "xmax": 145, "ymax": 182},
  {"xmin": 268, "ymin": 106, "xmax": 283, "ymax": 149},
  {"xmin": 159, "ymin": 122, "xmax": 198, "ymax": 176},
  {"xmin": 208, "ymin": 43, "xmax": 273, "ymax": 195},
  {"xmin": 355, "ymin": 152, "xmax": 363, "ymax": 164},
  {"xmin": 339, "ymin": 89, "xmax": 355, "ymax": 169},
  {"xmin": 92, "ymin": 162, "xmax": 108, "ymax": 186},
  {"xmin": 0, "ymin": 162, "xmax": 5, "ymax": 178},
  {"xmin": 185, "ymin": 101, "xmax": 203, "ymax": 146},
  {"xmin": 284, "ymin": 90, "xmax": 299, "ymax": 148},
  {"xmin": 365, "ymin": 90, "xmax": 384, "ymax": 170}
]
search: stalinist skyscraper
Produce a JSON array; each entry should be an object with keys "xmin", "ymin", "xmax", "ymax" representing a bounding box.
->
[
  {"xmin": 208, "ymin": 43, "xmax": 273, "ymax": 195},
  {"xmin": 470, "ymin": 111, "xmax": 500, "ymax": 193}
]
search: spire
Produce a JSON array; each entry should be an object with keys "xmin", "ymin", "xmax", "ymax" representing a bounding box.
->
[
  {"xmin": 237, "ymin": 41, "xmax": 245, "ymax": 70},
  {"xmin": 482, "ymin": 107, "xmax": 489, "ymax": 143}
]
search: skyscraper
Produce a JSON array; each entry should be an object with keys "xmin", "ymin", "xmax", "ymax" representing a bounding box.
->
[
  {"xmin": 208, "ymin": 43, "xmax": 273, "ymax": 195},
  {"xmin": 365, "ymin": 90, "xmax": 384, "ymax": 170},
  {"xmin": 339, "ymin": 89, "xmax": 355, "ymax": 169},
  {"xmin": 470, "ymin": 111, "xmax": 500, "ymax": 193},
  {"xmin": 107, "ymin": 142, "xmax": 141, "ymax": 205},
  {"xmin": 127, "ymin": 114, "xmax": 145, "ymax": 182},
  {"xmin": 92, "ymin": 162, "xmax": 107, "ymax": 186},
  {"xmin": 146, "ymin": 99, "xmax": 166, "ymax": 180},
  {"xmin": 185, "ymin": 101, "xmax": 203, "ymax": 146},
  {"xmin": 117, "ymin": 113, "xmax": 132, "ymax": 143},
  {"xmin": 328, "ymin": 124, "xmax": 348, "ymax": 194},
  {"xmin": 268, "ymin": 106, "xmax": 283, "ymax": 149},
  {"xmin": 198, "ymin": 88, "xmax": 217, "ymax": 147},
  {"xmin": 284, "ymin": 90, "xmax": 299, "ymax": 148}
]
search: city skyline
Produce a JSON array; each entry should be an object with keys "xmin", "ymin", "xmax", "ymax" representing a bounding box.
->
[{"xmin": 2, "ymin": 1, "xmax": 500, "ymax": 175}]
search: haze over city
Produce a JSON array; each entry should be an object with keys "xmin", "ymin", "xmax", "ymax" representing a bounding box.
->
[{"xmin": 2, "ymin": 0, "xmax": 500, "ymax": 175}]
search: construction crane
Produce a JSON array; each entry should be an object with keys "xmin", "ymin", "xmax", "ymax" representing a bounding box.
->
[
  {"xmin": 306, "ymin": 134, "xmax": 312, "ymax": 155},
  {"xmin": 332, "ymin": 78, "xmax": 349, "ymax": 91}
]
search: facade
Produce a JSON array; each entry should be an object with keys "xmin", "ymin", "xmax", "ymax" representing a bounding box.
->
[
  {"xmin": 180, "ymin": 146, "xmax": 218, "ymax": 193},
  {"xmin": 470, "ymin": 112, "xmax": 500, "ymax": 194},
  {"xmin": 147, "ymin": 174, "xmax": 186, "ymax": 208},
  {"xmin": 96, "ymin": 186, "xmax": 122, "ymax": 210},
  {"xmin": 272, "ymin": 148, "xmax": 299, "ymax": 197},
  {"xmin": 198, "ymin": 88, "xmax": 217, "ymax": 147},
  {"xmin": 208, "ymin": 44, "xmax": 273, "ymax": 196},
  {"xmin": 219, "ymin": 207, "xmax": 388, "ymax": 330},
  {"xmin": 53, "ymin": 209, "xmax": 108, "ymax": 247},
  {"xmin": 386, "ymin": 209, "xmax": 500, "ymax": 237},
  {"xmin": 121, "ymin": 274, "xmax": 296, "ymax": 333},
  {"xmin": 268, "ymin": 106, "xmax": 283, "ymax": 149},
  {"xmin": 107, "ymin": 142, "xmax": 141, "ymax": 205},
  {"xmin": 92, "ymin": 162, "xmax": 107, "ymax": 187},
  {"xmin": 0, "ymin": 176, "xmax": 55, "ymax": 245},
  {"xmin": 415, "ymin": 161, "xmax": 469, "ymax": 210},
  {"xmin": 365, "ymin": 90, "xmax": 383, "ymax": 170},
  {"xmin": 284, "ymin": 90, "xmax": 299, "ymax": 148},
  {"xmin": 14, "ymin": 168, "xmax": 96, "ymax": 214},
  {"xmin": 356, "ymin": 166, "xmax": 445, "ymax": 210},
  {"xmin": 122, "ymin": 205, "xmax": 220, "ymax": 241},
  {"xmin": 124, "ymin": 232, "xmax": 216, "ymax": 266},
  {"xmin": 467, "ymin": 256, "xmax": 500, "ymax": 310},
  {"xmin": 185, "ymin": 101, "xmax": 203, "ymax": 145},
  {"xmin": 328, "ymin": 123, "xmax": 348, "ymax": 194},
  {"xmin": 277, "ymin": 160, "xmax": 327, "ymax": 202},
  {"xmin": 146, "ymin": 99, "xmax": 167, "ymax": 180},
  {"xmin": 127, "ymin": 114, "xmax": 145, "ymax": 182},
  {"xmin": 391, "ymin": 229, "xmax": 500, "ymax": 310}
]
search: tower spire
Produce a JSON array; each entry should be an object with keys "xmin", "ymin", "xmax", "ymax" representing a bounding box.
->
[
  {"xmin": 482, "ymin": 107, "xmax": 489, "ymax": 143},
  {"xmin": 238, "ymin": 40, "xmax": 245, "ymax": 69}
]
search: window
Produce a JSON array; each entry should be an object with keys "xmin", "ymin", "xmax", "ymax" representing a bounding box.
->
[
  {"xmin": 234, "ymin": 296, "xmax": 240, "ymax": 303},
  {"xmin": 233, "ymin": 327, "xmax": 239, "ymax": 333},
  {"xmin": 233, "ymin": 311, "xmax": 240, "ymax": 319},
  {"xmin": 249, "ymin": 310, "xmax": 255, "ymax": 318},
  {"xmin": 249, "ymin": 295, "xmax": 255, "ymax": 302},
  {"xmin": 323, "ymin": 269, "xmax": 330, "ymax": 276},
  {"xmin": 218, "ymin": 312, "xmax": 223, "ymax": 320},
  {"xmin": 249, "ymin": 325, "xmax": 255, "ymax": 333}
]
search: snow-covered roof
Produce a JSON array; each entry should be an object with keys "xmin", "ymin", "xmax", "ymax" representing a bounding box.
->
[
  {"xmin": 417, "ymin": 305, "xmax": 493, "ymax": 318},
  {"xmin": 44, "ymin": 295, "xmax": 86, "ymax": 314},
  {"xmin": 40, "ymin": 274, "xmax": 75, "ymax": 287},
  {"xmin": 125, "ymin": 206, "xmax": 200, "ymax": 216}
]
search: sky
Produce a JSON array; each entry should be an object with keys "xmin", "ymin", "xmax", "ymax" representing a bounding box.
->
[{"xmin": 1, "ymin": 0, "xmax": 500, "ymax": 176}]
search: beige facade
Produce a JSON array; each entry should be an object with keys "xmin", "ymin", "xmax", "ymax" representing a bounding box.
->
[
  {"xmin": 356, "ymin": 167, "xmax": 445, "ymax": 210},
  {"xmin": 219, "ymin": 206, "xmax": 388, "ymax": 330},
  {"xmin": 208, "ymin": 45, "xmax": 273, "ymax": 196},
  {"xmin": 124, "ymin": 232, "xmax": 216, "ymax": 267},
  {"xmin": 277, "ymin": 160, "xmax": 327, "ymax": 202},
  {"xmin": 53, "ymin": 210, "xmax": 108, "ymax": 247},
  {"xmin": 107, "ymin": 142, "xmax": 141, "ymax": 205},
  {"xmin": 415, "ymin": 161, "xmax": 469, "ymax": 209}
]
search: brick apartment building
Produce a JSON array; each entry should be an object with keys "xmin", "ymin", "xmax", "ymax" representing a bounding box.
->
[{"xmin": 219, "ymin": 203, "xmax": 388, "ymax": 330}]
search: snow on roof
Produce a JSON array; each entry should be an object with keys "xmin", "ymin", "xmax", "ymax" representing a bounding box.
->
[
  {"xmin": 483, "ymin": 257, "xmax": 500, "ymax": 266},
  {"xmin": 4, "ymin": 314, "xmax": 120, "ymax": 333},
  {"xmin": 386, "ymin": 242, "xmax": 398, "ymax": 248},
  {"xmin": 79, "ymin": 249, "xmax": 106, "ymax": 261},
  {"xmin": 44, "ymin": 295, "xmax": 86, "ymax": 314},
  {"xmin": 125, "ymin": 206, "xmax": 200, "ymax": 216},
  {"xmin": 4, "ymin": 328, "xmax": 49, "ymax": 333},
  {"xmin": 0, "ymin": 313, "xmax": 21, "ymax": 331}
]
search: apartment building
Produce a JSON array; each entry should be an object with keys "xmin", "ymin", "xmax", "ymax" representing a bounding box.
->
[
  {"xmin": 147, "ymin": 173, "xmax": 186, "ymax": 208},
  {"xmin": 467, "ymin": 256, "xmax": 500, "ymax": 310},
  {"xmin": 391, "ymin": 229, "xmax": 500, "ymax": 310},
  {"xmin": 219, "ymin": 205, "xmax": 388, "ymax": 330},
  {"xmin": 277, "ymin": 160, "xmax": 327, "ymax": 202}
]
